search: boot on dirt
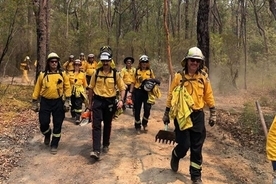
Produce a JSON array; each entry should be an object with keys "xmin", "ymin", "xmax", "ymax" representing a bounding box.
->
[
  {"xmin": 43, "ymin": 129, "xmax": 51, "ymax": 146},
  {"xmin": 102, "ymin": 146, "xmax": 109, "ymax": 153},
  {"xmin": 50, "ymin": 146, "xmax": 58, "ymax": 155},
  {"xmin": 170, "ymin": 149, "xmax": 180, "ymax": 172},
  {"xmin": 90, "ymin": 151, "xmax": 100, "ymax": 160},
  {"xmin": 192, "ymin": 178, "xmax": 203, "ymax": 184},
  {"xmin": 136, "ymin": 128, "xmax": 141, "ymax": 135}
]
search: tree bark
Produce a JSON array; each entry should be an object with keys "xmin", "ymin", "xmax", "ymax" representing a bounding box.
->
[
  {"xmin": 164, "ymin": 0, "xmax": 174, "ymax": 77},
  {"xmin": 33, "ymin": 0, "xmax": 49, "ymax": 78},
  {"xmin": 197, "ymin": 0, "xmax": 210, "ymax": 71}
]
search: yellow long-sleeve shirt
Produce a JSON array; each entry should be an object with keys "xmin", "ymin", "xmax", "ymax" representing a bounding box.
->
[
  {"xmin": 85, "ymin": 61, "xmax": 98, "ymax": 76},
  {"xmin": 32, "ymin": 71, "xmax": 71, "ymax": 100},
  {"xmin": 68, "ymin": 71, "xmax": 88, "ymax": 89},
  {"xmin": 88, "ymin": 69, "xmax": 126, "ymax": 97},
  {"xmin": 166, "ymin": 71, "xmax": 215, "ymax": 110},
  {"xmin": 63, "ymin": 61, "xmax": 74, "ymax": 72},
  {"xmin": 134, "ymin": 68, "xmax": 155, "ymax": 88},
  {"xmin": 120, "ymin": 67, "xmax": 136, "ymax": 85}
]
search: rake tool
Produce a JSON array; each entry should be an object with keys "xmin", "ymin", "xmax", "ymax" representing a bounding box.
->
[{"xmin": 155, "ymin": 124, "xmax": 176, "ymax": 144}]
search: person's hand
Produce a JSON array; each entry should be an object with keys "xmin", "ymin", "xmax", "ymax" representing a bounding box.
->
[
  {"xmin": 31, "ymin": 99, "xmax": 39, "ymax": 112},
  {"xmin": 162, "ymin": 107, "xmax": 170, "ymax": 125},
  {"xmin": 64, "ymin": 98, "xmax": 71, "ymax": 112},
  {"xmin": 117, "ymin": 100, "xmax": 124, "ymax": 109},
  {"xmin": 209, "ymin": 107, "xmax": 216, "ymax": 127}
]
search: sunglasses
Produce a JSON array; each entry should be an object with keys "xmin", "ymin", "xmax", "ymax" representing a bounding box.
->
[
  {"xmin": 189, "ymin": 59, "xmax": 201, "ymax": 63},
  {"xmin": 50, "ymin": 60, "xmax": 58, "ymax": 63},
  {"xmin": 140, "ymin": 60, "xmax": 149, "ymax": 63}
]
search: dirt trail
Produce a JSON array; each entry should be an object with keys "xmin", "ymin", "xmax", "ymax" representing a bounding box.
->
[{"xmin": 3, "ymin": 88, "xmax": 272, "ymax": 184}]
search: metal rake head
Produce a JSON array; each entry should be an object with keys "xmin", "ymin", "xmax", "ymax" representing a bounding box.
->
[{"xmin": 155, "ymin": 130, "xmax": 176, "ymax": 145}]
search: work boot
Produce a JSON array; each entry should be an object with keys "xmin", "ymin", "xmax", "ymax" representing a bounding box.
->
[
  {"xmin": 192, "ymin": 178, "xmax": 203, "ymax": 184},
  {"xmin": 136, "ymin": 128, "xmax": 141, "ymax": 135},
  {"xmin": 50, "ymin": 146, "xmax": 58, "ymax": 155},
  {"xmin": 170, "ymin": 149, "xmax": 180, "ymax": 172},
  {"xmin": 90, "ymin": 151, "xmax": 100, "ymax": 160},
  {"xmin": 142, "ymin": 125, "xmax": 148, "ymax": 132},
  {"xmin": 43, "ymin": 129, "xmax": 51, "ymax": 146},
  {"xmin": 102, "ymin": 146, "xmax": 109, "ymax": 153}
]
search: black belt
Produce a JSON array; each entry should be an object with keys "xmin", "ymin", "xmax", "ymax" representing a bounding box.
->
[
  {"xmin": 192, "ymin": 108, "xmax": 203, "ymax": 112},
  {"xmin": 93, "ymin": 95, "xmax": 116, "ymax": 101}
]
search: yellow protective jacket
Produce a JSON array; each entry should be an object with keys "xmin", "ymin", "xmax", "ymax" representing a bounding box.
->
[
  {"xmin": 267, "ymin": 115, "xmax": 276, "ymax": 161},
  {"xmin": 88, "ymin": 68, "xmax": 126, "ymax": 97},
  {"xmin": 63, "ymin": 61, "xmax": 74, "ymax": 72},
  {"xmin": 85, "ymin": 61, "xmax": 98, "ymax": 76},
  {"xmin": 80, "ymin": 59, "xmax": 87, "ymax": 72},
  {"xmin": 147, "ymin": 85, "xmax": 161, "ymax": 105},
  {"xmin": 169, "ymin": 83, "xmax": 194, "ymax": 130},
  {"xmin": 134, "ymin": 68, "xmax": 155, "ymax": 89},
  {"xmin": 166, "ymin": 71, "xmax": 215, "ymax": 110},
  {"xmin": 32, "ymin": 71, "xmax": 71, "ymax": 100},
  {"xmin": 120, "ymin": 67, "xmax": 136, "ymax": 85},
  {"xmin": 69, "ymin": 72, "xmax": 88, "ymax": 98}
]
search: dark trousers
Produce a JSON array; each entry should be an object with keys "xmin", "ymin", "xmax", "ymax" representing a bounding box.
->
[
  {"xmin": 86, "ymin": 75, "xmax": 92, "ymax": 85},
  {"xmin": 91, "ymin": 96, "xmax": 116, "ymax": 152},
  {"xmin": 39, "ymin": 97, "xmax": 65, "ymax": 147},
  {"xmin": 71, "ymin": 95, "xmax": 83, "ymax": 120},
  {"xmin": 133, "ymin": 88, "xmax": 151, "ymax": 129},
  {"xmin": 173, "ymin": 111, "xmax": 206, "ymax": 180}
]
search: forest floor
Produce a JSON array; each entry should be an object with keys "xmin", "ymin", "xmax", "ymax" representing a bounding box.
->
[{"xmin": 0, "ymin": 76, "xmax": 273, "ymax": 184}]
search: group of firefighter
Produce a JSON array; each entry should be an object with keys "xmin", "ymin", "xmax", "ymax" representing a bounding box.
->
[{"xmin": 28, "ymin": 45, "xmax": 276, "ymax": 184}]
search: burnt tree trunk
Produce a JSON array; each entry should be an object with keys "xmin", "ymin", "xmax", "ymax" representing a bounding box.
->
[
  {"xmin": 33, "ymin": 0, "xmax": 49, "ymax": 80},
  {"xmin": 197, "ymin": 0, "xmax": 210, "ymax": 71}
]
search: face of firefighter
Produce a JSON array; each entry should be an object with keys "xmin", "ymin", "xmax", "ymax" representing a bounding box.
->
[
  {"xmin": 187, "ymin": 58, "xmax": 201, "ymax": 74},
  {"xmin": 49, "ymin": 59, "xmax": 58, "ymax": 71},
  {"xmin": 126, "ymin": 60, "xmax": 132, "ymax": 68},
  {"xmin": 101, "ymin": 60, "xmax": 111, "ymax": 68},
  {"xmin": 140, "ymin": 60, "xmax": 148, "ymax": 69},
  {"xmin": 88, "ymin": 57, "xmax": 94, "ymax": 63}
]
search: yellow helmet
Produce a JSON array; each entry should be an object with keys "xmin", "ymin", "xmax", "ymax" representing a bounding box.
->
[
  {"xmin": 181, "ymin": 47, "xmax": 204, "ymax": 67},
  {"xmin": 47, "ymin": 52, "xmax": 60, "ymax": 61}
]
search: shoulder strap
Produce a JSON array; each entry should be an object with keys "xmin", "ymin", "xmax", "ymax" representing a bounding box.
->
[{"xmin": 95, "ymin": 67, "xmax": 116, "ymax": 87}]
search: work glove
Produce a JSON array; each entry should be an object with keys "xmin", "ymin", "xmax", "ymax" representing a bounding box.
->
[
  {"xmin": 31, "ymin": 99, "xmax": 39, "ymax": 112},
  {"xmin": 209, "ymin": 107, "xmax": 216, "ymax": 127},
  {"xmin": 162, "ymin": 107, "xmax": 170, "ymax": 125},
  {"xmin": 64, "ymin": 97, "xmax": 71, "ymax": 112}
]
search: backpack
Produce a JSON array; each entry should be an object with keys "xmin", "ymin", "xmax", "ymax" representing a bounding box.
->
[
  {"xmin": 42, "ymin": 70, "xmax": 64, "ymax": 82},
  {"xmin": 95, "ymin": 67, "xmax": 117, "ymax": 87}
]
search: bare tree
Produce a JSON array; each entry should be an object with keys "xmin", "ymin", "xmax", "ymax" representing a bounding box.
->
[
  {"xmin": 197, "ymin": 0, "xmax": 210, "ymax": 70},
  {"xmin": 33, "ymin": 0, "xmax": 49, "ymax": 79},
  {"xmin": 0, "ymin": 8, "xmax": 18, "ymax": 65},
  {"xmin": 164, "ymin": 0, "xmax": 174, "ymax": 77}
]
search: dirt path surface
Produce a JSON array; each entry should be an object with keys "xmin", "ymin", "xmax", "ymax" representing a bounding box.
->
[{"xmin": 2, "ymin": 84, "xmax": 273, "ymax": 184}]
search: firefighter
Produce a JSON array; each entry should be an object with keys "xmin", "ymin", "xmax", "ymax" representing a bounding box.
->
[
  {"xmin": 79, "ymin": 52, "xmax": 87, "ymax": 72},
  {"xmin": 85, "ymin": 54, "xmax": 97, "ymax": 84},
  {"xmin": 120, "ymin": 57, "xmax": 136, "ymax": 110},
  {"xmin": 31, "ymin": 52, "xmax": 71, "ymax": 155},
  {"xmin": 20, "ymin": 56, "xmax": 31, "ymax": 83},
  {"xmin": 63, "ymin": 55, "xmax": 75, "ymax": 73},
  {"xmin": 129, "ymin": 55, "xmax": 156, "ymax": 134},
  {"xmin": 88, "ymin": 51, "xmax": 126, "ymax": 160},
  {"xmin": 266, "ymin": 116, "xmax": 276, "ymax": 183},
  {"xmin": 69, "ymin": 59, "xmax": 88, "ymax": 125},
  {"xmin": 162, "ymin": 47, "xmax": 216, "ymax": 184}
]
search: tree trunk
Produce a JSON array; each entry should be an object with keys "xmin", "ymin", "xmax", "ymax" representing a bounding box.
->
[
  {"xmin": 33, "ymin": 0, "xmax": 49, "ymax": 79},
  {"xmin": 197, "ymin": 0, "xmax": 210, "ymax": 71},
  {"xmin": 164, "ymin": 0, "xmax": 174, "ymax": 77}
]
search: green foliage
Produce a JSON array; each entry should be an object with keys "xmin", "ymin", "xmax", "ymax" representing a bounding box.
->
[{"xmin": 238, "ymin": 102, "xmax": 259, "ymax": 134}]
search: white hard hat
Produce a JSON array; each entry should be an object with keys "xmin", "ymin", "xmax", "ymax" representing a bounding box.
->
[{"xmin": 100, "ymin": 52, "xmax": 111, "ymax": 60}]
